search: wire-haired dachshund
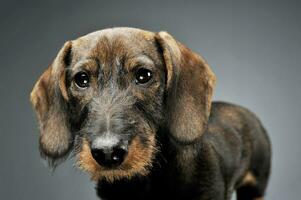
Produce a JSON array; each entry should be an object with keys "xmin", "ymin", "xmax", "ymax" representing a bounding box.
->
[{"xmin": 30, "ymin": 27, "xmax": 271, "ymax": 200}]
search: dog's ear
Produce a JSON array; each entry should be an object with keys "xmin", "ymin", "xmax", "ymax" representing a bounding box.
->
[
  {"xmin": 30, "ymin": 41, "xmax": 73, "ymax": 166},
  {"xmin": 155, "ymin": 32, "xmax": 216, "ymax": 143}
]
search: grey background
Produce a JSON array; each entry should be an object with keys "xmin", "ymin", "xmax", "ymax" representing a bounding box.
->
[{"xmin": 0, "ymin": 0, "xmax": 300, "ymax": 199}]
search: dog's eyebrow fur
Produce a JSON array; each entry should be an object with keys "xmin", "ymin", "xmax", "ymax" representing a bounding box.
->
[
  {"xmin": 69, "ymin": 59, "xmax": 100, "ymax": 76},
  {"xmin": 125, "ymin": 55, "xmax": 155, "ymax": 71},
  {"xmin": 86, "ymin": 56, "xmax": 101, "ymax": 64}
]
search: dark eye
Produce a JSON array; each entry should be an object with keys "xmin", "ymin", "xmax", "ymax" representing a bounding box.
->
[
  {"xmin": 74, "ymin": 72, "xmax": 89, "ymax": 88},
  {"xmin": 135, "ymin": 68, "xmax": 152, "ymax": 84}
]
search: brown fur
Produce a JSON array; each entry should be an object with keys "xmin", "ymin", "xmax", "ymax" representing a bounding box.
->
[
  {"xmin": 242, "ymin": 172, "xmax": 257, "ymax": 187},
  {"xmin": 30, "ymin": 28, "xmax": 271, "ymax": 200},
  {"xmin": 31, "ymin": 42, "xmax": 73, "ymax": 160},
  {"xmin": 156, "ymin": 32, "xmax": 216, "ymax": 143},
  {"xmin": 77, "ymin": 134, "xmax": 156, "ymax": 182}
]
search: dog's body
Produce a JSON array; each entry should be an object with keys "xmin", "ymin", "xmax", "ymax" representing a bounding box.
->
[
  {"xmin": 30, "ymin": 28, "xmax": 271, "ymax": 200},
  {"xmin": 97, "ymin": 102, "xmax": 271, "ymax": 200}
]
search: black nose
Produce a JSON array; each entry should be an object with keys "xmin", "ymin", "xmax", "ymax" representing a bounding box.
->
[{"xmin": 91, "ymin": 146, "xmax": 127, "ymax": 168}]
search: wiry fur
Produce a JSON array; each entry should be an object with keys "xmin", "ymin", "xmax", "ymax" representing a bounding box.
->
[
  {"xmin": 30, "ymin": 27, "xmax": 271, "ymax": 200},
  {"xmin": 77, "ymin": 135, "xmax": 157, "ymax": 182}
]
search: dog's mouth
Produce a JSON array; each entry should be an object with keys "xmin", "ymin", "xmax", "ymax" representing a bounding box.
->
[{"xmin": 76, "ymin": 135, "xmax": 157, "ymax": 182}]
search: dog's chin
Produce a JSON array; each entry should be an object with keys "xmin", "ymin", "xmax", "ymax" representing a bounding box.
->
[{"xmin": 76, "ymin": 135, "xmax": 157, "ymax": 183}]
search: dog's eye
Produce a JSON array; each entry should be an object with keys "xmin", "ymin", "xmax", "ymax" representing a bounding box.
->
[
  {"xmin": 74, "ymin": 72, "xmax": 90, "ymax": 88},
  {"xmin": 135, "ymin": 68, "xmax": 152, "ymax": 84}
]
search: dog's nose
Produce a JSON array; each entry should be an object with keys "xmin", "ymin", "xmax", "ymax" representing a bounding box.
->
[{"xmin": 91, "ymin": 146, "xmax": 127, "ymax": 168}]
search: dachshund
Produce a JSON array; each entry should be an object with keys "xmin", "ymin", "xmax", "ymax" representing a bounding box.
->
[{"xmin": 30, "ymin": 27, "xmax": 271, "ymax": 200}]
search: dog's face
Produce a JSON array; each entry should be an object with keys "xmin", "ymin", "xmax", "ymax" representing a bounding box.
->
[{"xmin": 30, "ymin": 28, "xmax": 216, "ymax": 182}]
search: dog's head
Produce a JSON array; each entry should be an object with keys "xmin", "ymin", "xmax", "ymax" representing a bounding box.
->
[{"xmin": 30, "ymin": 27, "xmax": 216, "ymax": 182}]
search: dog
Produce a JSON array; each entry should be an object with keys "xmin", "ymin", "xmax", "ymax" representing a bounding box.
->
[{"xmin": 30, "ymin": 27, "xmax": 271, "ymax": 200}]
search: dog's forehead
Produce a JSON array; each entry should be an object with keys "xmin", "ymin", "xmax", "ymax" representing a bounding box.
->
[{"xmin": 72, "ymin": 28, "xmax": 157, "ymax": 60}]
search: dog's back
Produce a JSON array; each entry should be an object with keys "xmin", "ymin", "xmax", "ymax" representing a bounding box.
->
[{"xmin": 206, "ymin": 101, "xmax": 271, "ymax": 199}]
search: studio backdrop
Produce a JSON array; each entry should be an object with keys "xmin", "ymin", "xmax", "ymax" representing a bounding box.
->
[{"xmin": 0, "ymin": 0, "xmax": 300, "ymax": 200}]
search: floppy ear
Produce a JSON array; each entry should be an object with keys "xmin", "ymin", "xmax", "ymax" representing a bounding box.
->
[
  {"xmin": 30, "ymin": 41, "xmax": 73, "ymax": 166},
  {"xmin": 155, "ymin": 32, "xmax": 216, "ymax": 143}
]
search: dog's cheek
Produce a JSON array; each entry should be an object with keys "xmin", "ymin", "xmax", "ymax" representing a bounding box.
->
[
  {"xmin": 123, "ymin": 132, "xmax": 157, "ymax": 172},
  {"xmin": 134, "ymin": 88, "xmax": 165, "ymax": 127},
  {"xmin": 67, "ymin": 95, "xmax": 91, "ymax": 130},
  {"xmin": 76, "ymin": 139, "xmax": 103, "ymax": 181},
  {"xmin": 148, "ymin": 83, "xmax": 166, "ymax": 124}
]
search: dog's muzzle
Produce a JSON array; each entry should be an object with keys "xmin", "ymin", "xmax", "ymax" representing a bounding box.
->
[{"xmin": 90, "ymin": 134, "xmax": 128, "ymax": 168}]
